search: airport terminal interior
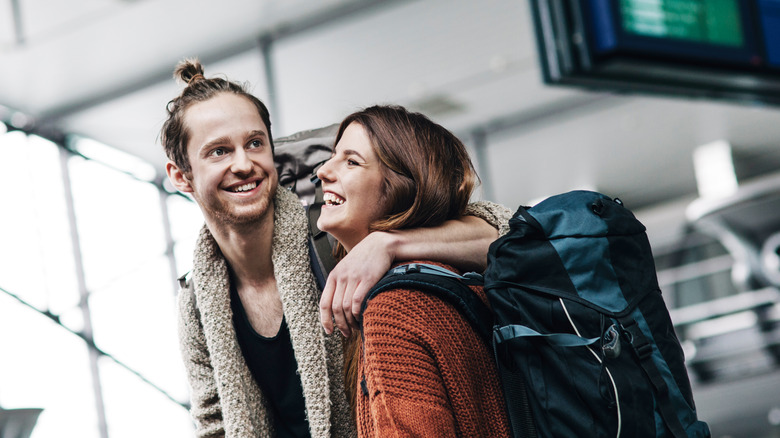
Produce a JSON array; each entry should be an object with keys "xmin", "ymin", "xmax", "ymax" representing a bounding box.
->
[{"xmin": 2, "ymin": 0, "xmax": 780, "ymax": 437}]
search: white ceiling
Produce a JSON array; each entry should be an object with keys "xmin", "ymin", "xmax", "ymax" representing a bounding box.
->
[{"xmin": 3, "ymin": 0, "xmax": 780, "ymax": 242}]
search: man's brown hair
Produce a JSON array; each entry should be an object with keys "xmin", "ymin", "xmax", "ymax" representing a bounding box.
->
[{"xmin": 160, "ymin": 58, "xmax": 273, "ymax": 175}]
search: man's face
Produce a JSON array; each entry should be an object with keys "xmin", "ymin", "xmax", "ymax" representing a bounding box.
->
[{"xmin": 167, "ymin": 93, "xmax": 277, "ymax": 228}]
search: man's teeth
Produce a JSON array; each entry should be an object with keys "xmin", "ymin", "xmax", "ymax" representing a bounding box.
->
[
  {"xmin": 323, "ymin": 192, "xmax": 345, "ymax": 205},
  {"xmin": 232, "ymin": 182, "xmax": 257, "ymax": 192}
]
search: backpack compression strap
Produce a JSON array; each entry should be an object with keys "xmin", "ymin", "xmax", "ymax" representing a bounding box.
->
[
  {"xmin": 494, "ymin": 324, "xmax": 600, "ymax": 347},
  {"xmin": 361, "ymin": 263, "xmax": 493, "ymax": 344},
  {"xmin": 619, "ymin": 316, "xmax": 689, "ymax": 438}
]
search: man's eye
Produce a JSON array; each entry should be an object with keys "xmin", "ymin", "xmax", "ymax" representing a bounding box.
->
[
  {"xmin": 210, "ymin": 148, "xmax": 226, "ymax": 157},
  {"xmin": 313, "ymin": 158, "xmax": 330, "ymax": 173},
  {"xmin": 249, "ymin": 140, "xmax": 262, "ymax": 148}
]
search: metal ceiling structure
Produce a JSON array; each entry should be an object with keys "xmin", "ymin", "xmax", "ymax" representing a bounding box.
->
[{"xmin": 3, "ymin": 0, "xmax": 780, "ymax": 215}]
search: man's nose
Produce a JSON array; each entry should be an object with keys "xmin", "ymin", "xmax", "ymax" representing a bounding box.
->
[{"xmin": 231, "ymin": 148, "xmax": 253, "ymax": 174}]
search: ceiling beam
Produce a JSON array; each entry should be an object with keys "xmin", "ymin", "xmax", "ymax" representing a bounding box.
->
[
  {"xmin": 11, "ymin": 0, "xmax": 24, "ymax": 45},
  {"xmin": 459, "ymin": 93, "xmax": 622, "ymax": 139},
  {"xmin": 39, "ymin": 0, "xmax": 412, "ymax": 123},
  {"xmin": 38, "ymin": 38, "xmax": 258, "ymax": 123}
]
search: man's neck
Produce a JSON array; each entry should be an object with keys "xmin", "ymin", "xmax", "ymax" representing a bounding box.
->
[
  {"xmin": 208, "ymin": 209, "xmax": 286, "ymax": 337},
  {"xmin": 206, "ymin": 208, "xmax": 275, "ymax": 290}
]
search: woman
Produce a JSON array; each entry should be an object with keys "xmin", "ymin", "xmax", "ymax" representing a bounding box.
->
[{"xmin": 316, "ymin": 105, "xmax": 512, "ymax": 437}]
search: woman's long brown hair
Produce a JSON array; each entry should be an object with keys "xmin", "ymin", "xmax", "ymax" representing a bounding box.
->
[{"xmin": 334, "ymin": 105, "xmax": 479, "ymax": 424}]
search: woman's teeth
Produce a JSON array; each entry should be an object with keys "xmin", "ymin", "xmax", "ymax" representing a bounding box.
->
[{"xmin": 323, "ymin": 192, "xmax": 345, "ymax": 205}]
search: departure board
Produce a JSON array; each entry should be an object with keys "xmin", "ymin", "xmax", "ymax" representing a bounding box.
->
[
  {"xmin": 619, "ymin": 0, "xmax": 744, "ymax": 47},
  {"xmin": 529, "ymin": 0, "xmax": 780, "ymax": 107}
]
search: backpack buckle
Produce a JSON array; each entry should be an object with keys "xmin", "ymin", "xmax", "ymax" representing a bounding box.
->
[
  {"xmin": 404, "ymin": 263, "xmax": 421, "ymax": 274},
  {"xmin": 602, "ymin": 324, "xmax": 621, "ymax": 359},
  {"xmin": 463, "ymin": 272, "xmax": 484, "ymax": 281},
  {"xmin": 621, "ymin": 320, "xmax": 653, "ymax": 360},
  {"xmin": 633, "ymin": 338, "xmax": 653, "ymax": 359}
]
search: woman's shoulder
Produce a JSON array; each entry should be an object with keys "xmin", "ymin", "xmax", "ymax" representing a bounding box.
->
[
  {"xmin": 380, "ymin": 260, "xmax": 489, "ymax": 306},
  {"xmin": 362, "ymin": 260, "xmax": 478, "ymax": 327}
]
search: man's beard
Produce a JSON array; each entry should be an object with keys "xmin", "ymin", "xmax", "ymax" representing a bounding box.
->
[
  {"xmin": 196, "ymin": 178, "xmax": 277, "ymax": 228},
  {"xmin": 210, "ymin": 195, "xmax": 272, "ymax": 227}
]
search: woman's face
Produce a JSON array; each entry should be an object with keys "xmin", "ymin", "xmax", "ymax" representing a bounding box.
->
[{"xmin": 316, "ymin": 122, "xmax": 388, "ymax": 252}]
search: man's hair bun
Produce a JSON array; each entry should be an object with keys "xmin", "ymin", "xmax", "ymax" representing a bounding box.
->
[{"xmin": 173, "ymin": 58, "xmax": 205, "ymax": 85}]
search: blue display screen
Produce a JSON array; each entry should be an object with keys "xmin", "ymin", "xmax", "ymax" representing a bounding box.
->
[
  {"xmin": 586, "ymin": 0, "xmax": 780, "ymax": 68},
  {"xmin": 760, "ymin": 0, "xmax": 780, "ymax": 67}
]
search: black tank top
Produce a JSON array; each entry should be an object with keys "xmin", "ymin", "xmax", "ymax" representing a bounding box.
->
[{"xmin": 231, "ymin": 286, "xmax": 311, "ymax": 438}]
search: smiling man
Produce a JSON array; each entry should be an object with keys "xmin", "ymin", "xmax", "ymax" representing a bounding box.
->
[{"xmin": 161, "ymin": 59, "xmax": 510, "ymax": 438}]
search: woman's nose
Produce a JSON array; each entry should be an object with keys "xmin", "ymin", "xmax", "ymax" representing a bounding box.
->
[{"xmin": 316, "ymin": 158, "xmax": 334, "ymax": 182}]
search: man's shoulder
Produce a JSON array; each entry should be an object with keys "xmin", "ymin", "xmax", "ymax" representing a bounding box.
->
[
  {"xmin": 176, "ymin": 270, "xmax": 205, "ymax": 326},
  {"xmin": 177, "ymin": 270, "xmax": 192, "ymax": 290},
  {"xmin": 176, "ymin": 270, "xmax": 198, "ymax": 309},
  {"xmin": 274, "ymin": 185, "xmax": 306, "ymax": 213}
]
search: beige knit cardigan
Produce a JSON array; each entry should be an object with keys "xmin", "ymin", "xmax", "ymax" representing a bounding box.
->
[
  {"xmin": 176, "ymin": 185, "xmax": 511, "ymax": 437},
  {"xmin": 177, "ymin": 187, "xmax": 354, "ymax": 437}
]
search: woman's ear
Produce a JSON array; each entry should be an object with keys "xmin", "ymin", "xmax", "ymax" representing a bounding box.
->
[{"xmin": 166, "ymin": 162, "xmax": 194, "ymax": 193}]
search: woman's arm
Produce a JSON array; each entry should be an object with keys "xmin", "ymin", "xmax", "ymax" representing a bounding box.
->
[{"xmin": 319, "ymin": 200, "xmax": 512, "ymax": 336}]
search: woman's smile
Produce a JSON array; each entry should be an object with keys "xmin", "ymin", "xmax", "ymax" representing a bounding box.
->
[
  {"xmin": 316, "ymin": 122, "xmax": 387, "ymax": 251},
  {"xmin": 323, "ymin": 191, "xmax": 346, "ymax": 206}
]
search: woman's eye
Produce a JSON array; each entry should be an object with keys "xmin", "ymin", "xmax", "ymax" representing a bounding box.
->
[{"xmin": 347, "ymin": 159, "xmax": 359, "ymax": 166}]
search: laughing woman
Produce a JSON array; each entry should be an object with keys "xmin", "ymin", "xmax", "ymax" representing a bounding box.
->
[{"xmin": 316, "ymin": 105, "xmax": 512, "ymax": 437}]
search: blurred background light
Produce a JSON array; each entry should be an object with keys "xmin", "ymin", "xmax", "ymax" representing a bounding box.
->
[{"xmin": 70, "ymin": 136, "xmax": 158, "ymax": 183}]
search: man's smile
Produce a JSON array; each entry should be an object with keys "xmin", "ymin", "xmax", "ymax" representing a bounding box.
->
[
  {"xmin": 224, "ymin": 178, "xmax": 262, "ymax": 194},
  {"xmin": 227, "ymin": 181, "xmax": 258, "ymax": 193}
]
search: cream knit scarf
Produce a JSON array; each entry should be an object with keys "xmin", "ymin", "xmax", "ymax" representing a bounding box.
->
[{"xmin": 191, "ymin": 186, "xmax": 353, "ymax": 437}]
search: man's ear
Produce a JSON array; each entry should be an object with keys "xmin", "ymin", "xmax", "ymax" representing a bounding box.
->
[{"xmin": 166, "ymin": 162, "xmax": 194, "ymax": 193}]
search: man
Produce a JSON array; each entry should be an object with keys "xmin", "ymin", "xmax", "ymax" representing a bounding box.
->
[{"xmin": 162, "ymin": 59, "xmax": 509, "ymax": 437}]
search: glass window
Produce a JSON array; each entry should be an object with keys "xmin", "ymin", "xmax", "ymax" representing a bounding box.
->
[
  {"xmin": 0, "ymin": 132, "xmax": 194, "ymax": 437},
  {"xmin": 0, "ymin": 132, "xmax": 79, "ymax": 317},
  {"xmin": 166, "ymin": 193, "xmax": 204, "ymax": 277},
  {"xmin": 0, "ymin": 132, "xmax": 97, "ymax": 436},
  {"xmin": 654, "ymin": 230, "xmax": 739, "ymax": 308},
  {"xmin": 68, "ymin": 154, "xmax": 193, "ymax": 435}
]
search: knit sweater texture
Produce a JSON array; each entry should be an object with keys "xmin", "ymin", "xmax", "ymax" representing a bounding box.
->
[
  {"xmin": 177, "ymin": 187, "xmax": 354, "ymax": 438},
  {"xmin": 176, "ymin": 184, "xmax": 511, "ymax": 437},
  {"xmin": 356, "ymin": 261, "xmax": 513, "ymax": 438}
]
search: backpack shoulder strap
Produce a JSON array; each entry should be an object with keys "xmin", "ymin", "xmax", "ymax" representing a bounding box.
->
[
  {"xmin": 306, "ymin": 179, "xmax": 338, "ymax": 289},
  {"xmin": 361, "ymin": 263, "xmax": 493, "ymax": 344}
]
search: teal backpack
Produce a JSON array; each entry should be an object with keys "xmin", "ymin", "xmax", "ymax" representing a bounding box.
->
[{"xmin": 365, "ymin": 191, "xmax": 711, "ymax": 438}]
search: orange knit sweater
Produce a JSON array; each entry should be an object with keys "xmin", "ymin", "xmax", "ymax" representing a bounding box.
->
[{"xmin": 356, "ymin": 262, "xmax": 512, "ymax": 437}]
